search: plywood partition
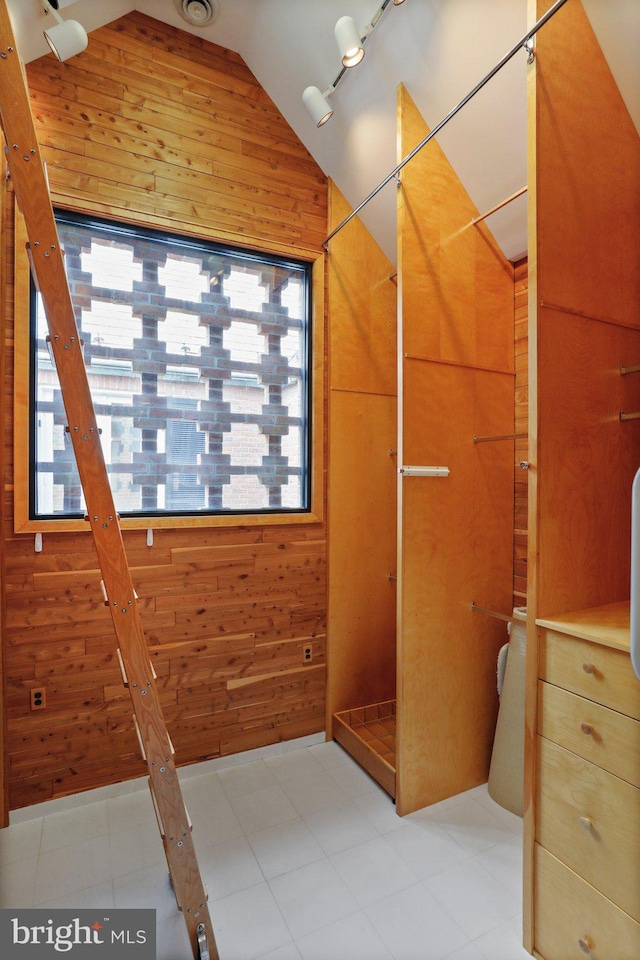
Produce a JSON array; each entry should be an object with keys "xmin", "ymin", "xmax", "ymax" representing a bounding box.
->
[
  {"xmin": 524, "ymin": 0, "xmax": 640, "ymax": 951},
  {"xmin": 513, "ymin": 258, "xmax": 528, "ymax": 609},
  {"xmin": 326, "ymin": 183, "xmax": 397, "ymax": 724},
  {"xmin": 396, "ymin": 87, "xmax": 516, "ymax": 815},
  {"xmin": 528, "ymin": 0, "xmax": 640, "ymax": 623}
]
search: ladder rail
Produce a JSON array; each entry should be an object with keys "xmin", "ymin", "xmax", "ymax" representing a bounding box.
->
[{"xmin": 0, "ymin": 7, "xmax": 217, "ymax": 958}]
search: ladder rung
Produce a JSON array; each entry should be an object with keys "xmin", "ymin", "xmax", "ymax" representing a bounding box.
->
[
  {"xmin": 132, "ymin": 713, "xmax": 147, "ymax": 762},
  {"xmin": 116, "ymin": 648, "xmax": 128, "ymax": 687},
  {"xmin": 148, "ymin": 779, "xmax": 166, "ymax": 839}
]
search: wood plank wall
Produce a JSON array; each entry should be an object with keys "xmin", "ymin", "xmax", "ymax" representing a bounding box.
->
[
  {"xmin": 396, "ymin": 86, "xmax": 516, "ymax": 815},
  {"xmin": 25, "ymin": 14, "xmax": 328, "ymax": 253},
  {"xmin": 514, "ymin": 257, "xmax": 528, "ymax": 609},
  {"xmin": 0, "ymin": 168, "xmax": 9, "ymax": 823},
  {"xmin": 1, "ymin": 12, "xmax": 328, "ymax": 811},
  {"xmin": 326, "ymin": 183, "xmax": 397, "ymax": 723}
]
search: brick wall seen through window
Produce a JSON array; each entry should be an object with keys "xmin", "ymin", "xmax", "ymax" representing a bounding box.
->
[{"xmin": 31, "ymin": 212, "xmax": 311, "ymax": 518}]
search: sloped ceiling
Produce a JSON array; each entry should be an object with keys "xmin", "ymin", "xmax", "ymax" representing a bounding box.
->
[{"xmin": 6, "ymin": 0, "xmax": 640, "ymax": 264}]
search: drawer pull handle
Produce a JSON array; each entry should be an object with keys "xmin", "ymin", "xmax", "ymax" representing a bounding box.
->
[
  {"xmin": 578, "ymin": 936, "xmax": 594, "ymax": 955},
  {"xmin": 578, "ymin": 816, "xmax": 593, "ymax": 832},
  {"xmin": 581, "ymin": 722, "xmax": 594, "ymax": 735},
  {"xmin": 582, "ymin": 662, "xmax": 596, "ymax": 675}
]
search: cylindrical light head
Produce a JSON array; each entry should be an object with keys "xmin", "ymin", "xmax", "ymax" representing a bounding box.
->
[
  {"xmin": 302, "ymin": 86, "xmax": 333, "ymax": 127},
  {"xmin": 334, "ymin": 15, "xmax": 364, "ymax": 68},
  {"xmin": 44, "ymin": 20, "xmax": 88, "ymax": 61}
]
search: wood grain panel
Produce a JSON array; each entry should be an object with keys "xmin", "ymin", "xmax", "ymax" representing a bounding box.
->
[
  {"xmin": 397, "ymin": 90, "xmax": 514, "ymax": 373},
  {"xmin": 533, "ymin": 3, "xmax": 640, "ymax": 329},
  {"xmin": 398, "ymin": 362, "xmax": 515, "ymax": 813},
  {"xmin": 327, "ymin": 187, "xmax": 397, "ymax": 398},
  {"xmin": 327, "ymin": 389, "xmax": 397, "ymax": 716},
  {"xmin": 326, "ymin": 183, "xmax": 397, "ymax": 724},
  {"xmin": 513, "ymin": 257, "xmax": 528, "ymax": 609},
  {"xmin": 536, "ymin": 736, "xmax": 640, "ymax": 922},
  {"xmin": 1, "ymin": 12, "xmax": 328, "ymax": 810},
  {"xmin": 534, "ymin": 845, "xmax": 640, "ymax": 960},
  {"xmin": 0, "ymin": 157, "xmax": 9, "ymax": 826},
  {"xmin": 539, "ymin": 628, "xmax": 640, "ymax": 720},
  {"xmin": 525, "ymin": 1, "xmax": 640, "ymax": 954},
  {"xmin": 26, "ymin": 12, "xmax": 327, "ymax": 254},
  {"xmin": 538, "ymin": 681, "xmax": 640, "ymax": 788},
  {"xmin": 397, "ymin": 84, "xmax": 515, "ymax": 816},
  {"xmin": 535, "ymin": 307, "xmax": 640, "ymax": 615}
]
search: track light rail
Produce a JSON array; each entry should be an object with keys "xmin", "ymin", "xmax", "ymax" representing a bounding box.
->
[{"xmin": 323, "ymin": 0, "xmax": 569, "ymax": 248}]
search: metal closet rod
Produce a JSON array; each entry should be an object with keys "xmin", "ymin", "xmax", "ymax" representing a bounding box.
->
[{"xmin": 323, "ymin": 0, "xmax": 570, "ymax": 248}]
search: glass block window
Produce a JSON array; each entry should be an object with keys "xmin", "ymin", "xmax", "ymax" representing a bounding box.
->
[{"xmin": 30, "ymin": 211, "xmax": 311, "ymax": 519}]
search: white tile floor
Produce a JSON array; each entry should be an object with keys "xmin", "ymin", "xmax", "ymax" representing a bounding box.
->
[{"xmin": 0, "ymin": 734, "xmax": 531, "ymax": 960}]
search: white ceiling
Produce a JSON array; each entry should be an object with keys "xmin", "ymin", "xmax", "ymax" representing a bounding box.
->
[{"xmin": 7, "ymin": 1, "xmax": 640, "ymax": 264}]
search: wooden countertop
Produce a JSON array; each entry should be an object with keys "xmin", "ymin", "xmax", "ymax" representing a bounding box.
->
[{"xmin": 536, "ymin": 600, "xmax": 630, "ymax": 653}]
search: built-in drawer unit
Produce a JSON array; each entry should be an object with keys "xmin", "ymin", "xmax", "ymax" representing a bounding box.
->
[
  {"xmin": 538, "ymin": 680, "xmax": 640, "ymax": 787},
  {"xmin": 536, "ymin": 735, "xmax": 640, "ymax": 921},
  {"xmin": 532, "ymin": 609, "xmax": 640, "ymax": 960},
  {"xmin": 534, "ymin": 845, "xmax": 640, "ymax": 960},
  {"xmin": 539, "ymin": 629, "xmax": 640, "ymax": 719}
]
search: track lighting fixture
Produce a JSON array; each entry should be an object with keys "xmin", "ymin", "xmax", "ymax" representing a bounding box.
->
[
  {"xmin": 334, "ymin": 15, "xmax": 365, "ymax": 68},
  {"xmin": 41, "ymin": 0, "xmax": 88, "ymax": 61},
  {"xmin": 302, "ymin": 0, "xmax": 408, "ymax": 127},
  {"xmin": 302, "ymin": 86, "xmax": 334, "ymax": 128}
]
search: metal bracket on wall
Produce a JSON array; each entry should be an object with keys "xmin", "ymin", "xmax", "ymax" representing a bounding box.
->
[
  {"xmin": 399, "ymin": 465, "xmax": 450, "ymax": 477},
  {"xmin": 524, "ymin": 38, "xmax": 535, "ymax": 63}
]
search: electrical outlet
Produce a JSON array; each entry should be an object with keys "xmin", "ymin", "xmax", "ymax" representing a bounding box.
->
[
  {"xmin": 303, "ymin": 644, "xmax": 313, "ymax": 663},
  {"xmin": 30, "ymin": 687, "xmax": 46, "ymax": 710}
]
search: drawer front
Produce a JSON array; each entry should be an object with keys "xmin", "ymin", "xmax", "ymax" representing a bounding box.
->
[
  {"xmin": 536, "ymin": 737, "xmax": 640, "ymax": 921},
  {"xmin": 539, "ymin": 629, "xmax": 640, "ymax": 720},
  {"xmin": 538, "ymin": 681, "xmax": 640, "ymax": 787},
  {"xmin": 534, "ymin": 845, "xmax": 640, "ymax": 960}
]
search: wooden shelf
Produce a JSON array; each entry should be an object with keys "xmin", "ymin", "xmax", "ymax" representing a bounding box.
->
[{"xmin": 332, "ymin": 700, "xmax": 396, "ymax": 799}]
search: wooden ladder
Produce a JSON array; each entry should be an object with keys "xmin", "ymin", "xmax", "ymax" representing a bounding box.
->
[{"xmin": 0, "ymin": 5, "xmax": 218, "ymax": 958}]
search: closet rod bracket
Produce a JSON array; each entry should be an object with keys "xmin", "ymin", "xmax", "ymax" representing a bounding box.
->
[
  {"xmin": 399, "ymin": 465, "xmax": 450, "ymax": 477},
  {"xmin": 523, "ymin": 38, "xmax": 535, "ymax": 64}
]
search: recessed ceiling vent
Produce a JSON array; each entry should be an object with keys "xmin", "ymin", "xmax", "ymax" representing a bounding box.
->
[{"xmin": 175, "ymin": 0, "xmax": 219, "ymax": 27}]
